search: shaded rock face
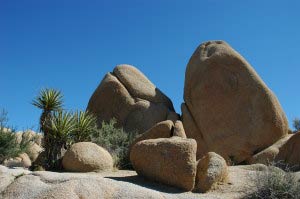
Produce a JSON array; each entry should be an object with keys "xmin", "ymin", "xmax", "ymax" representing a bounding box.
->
[
  {"xmin": 62, "ymin": 142, "xmax": 113, "ymax": 172},
  {"xmin": 195, "ymin": 152, "xmax": 228, "ymax": 193},
  {"xmin": 182, "ymin": 41, "xmax": 288, "ymax": 163},
  {"xmin": 87, "ymin": 64, "xmax": 176, "ymax": 134},
  {"xmin": 130, "ymin": 137, "xmax": 197, "ymax": 191},
  {"xmin": 246, "ymin": 134, "xmax": 293, "ymax": 165}
]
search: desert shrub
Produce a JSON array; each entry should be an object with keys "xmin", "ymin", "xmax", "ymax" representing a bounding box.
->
[
  {"xmin": 293, "ymin": 118, "xmax": 300, "ymax": 132},
  {"xmin": 71, "ymin": 111, "xmax": 97, "ymax": 143},
  {"xmin": 91, "ymin": 118, "xmax": 138, "ymax": 169},
  {"xmin": 0, "ymin": 109, "xmax": 31, "ymax": 163},
  {"xmin": 245, "ymin": 166, "xmax": 300, "ymax": 199}
]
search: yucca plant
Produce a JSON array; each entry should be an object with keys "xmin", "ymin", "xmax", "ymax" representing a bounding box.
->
[
  {"xmin": 46, "ymin": 110, "xmax": 76, "ymax": 170},
  {"xmin": 72, "ymin": 111, "xmax": 97, "ymax": 143},
  {"xmin": 32, "ymin": 88, "xmax": 64, "ymax": 170},
  {"xmin": 32, "ymin": 88, "xmax": 63, "ymax": 133}
]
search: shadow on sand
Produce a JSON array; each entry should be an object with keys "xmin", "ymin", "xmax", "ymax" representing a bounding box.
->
[{"xmin": 105, "ymin": 175, "xmax": 185, "ymax": 194}]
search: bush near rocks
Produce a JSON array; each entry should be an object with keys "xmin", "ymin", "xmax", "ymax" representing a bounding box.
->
[
  {"xmin": 62, "ymin": 142, "xmax": 113, "ymax": 172},
  {"xmin": 91, "ymin": 118, "xmax": 138, "ymax": 169},
  {"xmin": 245, "ymin": 166, "xmax": 300, "ymax": 199}
]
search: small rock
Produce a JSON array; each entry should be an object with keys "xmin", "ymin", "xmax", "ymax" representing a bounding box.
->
[{"xmin": 194, "ymin": 152, "xmax": 228, "ymax": 192}]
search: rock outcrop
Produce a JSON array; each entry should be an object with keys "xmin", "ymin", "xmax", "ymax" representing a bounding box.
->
[
  {"xmin": 62, "ymin": 142, "xmax": 113, "ymax": 172},
  {"xmin": 3, "ymin": 153, "xmax": 31, "ymax": 168},
  {"xmin": 246, "ymin": 134, "xmax": 293, "ymax": 165},
  {"xmin": 130, "ymin": 137, "xmax": 197, "ymax": 191},
  {"xmin": 195, "ymin": 152, "xmax": 228, "ymax": 192},
  {"xmin": 182, "ymin": 40, "xmax": 288, "ymax": 163},
  {"xmin": 87, "ymin": 64, "xmax": 177, "ymax": 134}
]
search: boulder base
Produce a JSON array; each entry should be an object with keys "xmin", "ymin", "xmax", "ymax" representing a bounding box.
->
[{"xmin": 130, "ymin": 137, "xmax": 197, "ymax": 191}]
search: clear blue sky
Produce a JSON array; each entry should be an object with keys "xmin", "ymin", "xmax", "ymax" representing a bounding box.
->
[{"xmin": 1, "ymin": 0, "xmax": 299, "ymax": 131}]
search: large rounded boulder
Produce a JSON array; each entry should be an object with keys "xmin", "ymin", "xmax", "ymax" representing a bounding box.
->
[
  {"xmin": 62, "ymin": 142, "xmax": 113, "ymax": 172},
  {"xmin": 87, "ymin": 64, "xmax": 177, "ymax": 134},
  {"xmin": 130, "ymin": 137, "xmax": 197, "ymax": 191},
  {"xmin": 182, "ymin": 40, "xmax": 288, "ymax": 163}
]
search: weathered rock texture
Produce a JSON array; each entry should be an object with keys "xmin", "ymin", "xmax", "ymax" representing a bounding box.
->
[
  {"xmin": 195, "ymin": 152, "xmax": 228, "ymax": 192},
  {"xmin": 62, "ymin": 142, "xmax": 113, "ymax": 172},
  {"xmin": 246, "ymin": 134, "xmax": 293, "ymax": 165},
  {"xmin": 182, "ymin": 40, "xmax": 288, "ymax": 163},
  {"xmin": 130, "ymin": 137, "xmax": 197, "ymax": 191},
  {"xmin": 87, "ymin": 64, "xmax": 176, "ymax": 134}
]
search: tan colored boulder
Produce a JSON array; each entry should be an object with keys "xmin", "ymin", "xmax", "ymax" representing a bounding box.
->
[
  {"xmin": 130, "ymin": 137, "xmax": 197, "ymax": 191},
  {"xmin": 182, "ymin": 40, "xmax": 288, "ymax": 163},
  {"xmin": 4, "ymin": 153, "xmax": 31, "ymax": 168},
  {"xmin": 27, "ymin": 143, "xmax": 43, "ymax": 162},
  {"xmin": 87, "ymin": 64, "xmax": 176, "ymax": 134},
  {"xmin": 246, "ymin": 134, "xmax": 293, "ymax": 165},
  {"xmin": 195, "ymin": 152, "xmax": 228, "ymax": 192},
  {"xmin": 275, "ymin": 132, "xmax": 300, "ymax": 171},
  {"xmin": 62, "ymin": 142, "xmax": 113, "ymax": 172},
  {"xmin": 173, "ymin": 120, "xmax": 187, "ymax": 138},
  {"xmin": 130, "ymin": 120, "xmax": 173, "ymax": 150}
]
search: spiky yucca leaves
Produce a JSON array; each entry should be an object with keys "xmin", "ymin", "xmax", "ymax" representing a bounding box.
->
[
  {"xmin": 32, "ymin": 88, "xmax": 64, "ymax": 170},
  {"xmin": 32, "ymin": 88, "xmax": 63, "ymax": 133},
  {"xmin": 72, "ymin": 111, "xmax": 97, "ymax": 143},
  {"xmin": 46, "ymin": 111, "xmax": 76, "ymax": 170}
]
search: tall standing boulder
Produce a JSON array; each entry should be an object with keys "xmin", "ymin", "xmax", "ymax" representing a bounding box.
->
[
  {"xmin": 182, "ymin": 40, "xmax": 288, "ymax": 163},
  {"xmin": 87, "ymin": 64, "xmax": 176, "ymax": 134}
]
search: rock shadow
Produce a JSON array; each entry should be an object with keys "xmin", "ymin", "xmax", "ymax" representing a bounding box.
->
[{"xmin": 105, "ymin": 175, "xmax": 185, "ymax": 194}]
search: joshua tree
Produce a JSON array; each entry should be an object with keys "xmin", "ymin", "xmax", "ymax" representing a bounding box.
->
[
  {"xmin": 72, "ymin": 111, "xmax": 98, "ymax": 143},
  {"xmin": 32, "ymin": 88, "xmax": 63, "ymax": 169}
]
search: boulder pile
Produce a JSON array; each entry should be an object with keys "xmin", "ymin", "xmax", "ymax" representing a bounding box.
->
[{"xmin": 86, "ymin": 40, "xmax": 296, "ymax": 192}]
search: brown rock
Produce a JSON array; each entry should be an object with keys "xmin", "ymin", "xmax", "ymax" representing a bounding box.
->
[
  {"xmin": 27, "ymin": 143, "xmax": 43, "ymax": 162},
  {"xmin": 195, "ymin": 152, "xmax": 228, "ymax": 192},
  {"xmin": 62, "ymin": 142, "xmax": 113, "ymax": 172},
  {"xmin": 182, "ymin": 40, "xmax": 288, "ymax": 163},
  {"xmin": 87, "ymin": 64, "xmax": 176, "ymax": 134},
  {"xmin": 130, "ymin": 120, "xmax": 173, "ymax": 151},
  {"xmin": 246, "ymin": 134, "xmax": 293, "ymax": 165},
  {"xmin": 130, "ymin": 137, "xmax": 197, "ymax": 191},
  {"xmin": 4, "ymin": 153, "xmax": 31, "ymax": 168},
  {"xmin": 276, "ymin": 132, "xmax": 300, "ymax": 171},
  {"xmin": 173, "ymin": 120, "xmax": 187, "ymax": 138}
]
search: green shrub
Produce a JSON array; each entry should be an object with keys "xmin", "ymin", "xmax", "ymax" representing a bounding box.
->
[
  {"xmin": 246, "ymin": 166, "xmax": 300, "ymax": 199},
  {"xmin": 293, "ymin": 118, "xmax": 300, "ymax": 132},
  {"xmin": 91, "ymin": 119, "xmax": 138, "ymax": 169},
  {"xmin": 0, "ymin": 109, "xmax": 31, "ymax": 163},
  {"xmin": 72, "ymin": 111, "xmax": 97, "ymax": 143}
]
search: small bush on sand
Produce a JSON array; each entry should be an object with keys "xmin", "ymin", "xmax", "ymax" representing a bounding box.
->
[
  {"xmin": 0, "ymin": 109, "xmax": 31, "ymax": 163},
  {"xmin": 91, "ymin": 118, "xmax": 137, "ymax": 169},
  {"xmin": 246, "ymin": 165, "xmax": 300, "ymax": 199}
]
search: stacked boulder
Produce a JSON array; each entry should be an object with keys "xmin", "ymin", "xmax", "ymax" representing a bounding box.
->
[
  {"xmin": 86, "ymin": 41, "xmax": 297, "ymax": 191},
  {"xmin": 87, "ymin": 64, "xmax": 178, "ymax": 134}
]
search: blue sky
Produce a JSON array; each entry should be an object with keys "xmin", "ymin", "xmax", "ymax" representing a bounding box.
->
[{"xmin": 0, "ymin": 0, "xmax": 299, "ymax": 131}]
